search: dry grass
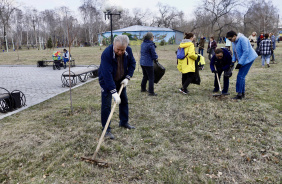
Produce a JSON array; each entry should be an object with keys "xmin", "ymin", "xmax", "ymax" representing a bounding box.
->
[{"xmin": 0, "ymin": 43, "xmax": 281, "ymax": 183}]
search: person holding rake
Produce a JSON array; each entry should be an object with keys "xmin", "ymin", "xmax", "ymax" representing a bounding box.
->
[{"xmin": 98, "ymin": 35, "xmax": 136, "ymax": 139}]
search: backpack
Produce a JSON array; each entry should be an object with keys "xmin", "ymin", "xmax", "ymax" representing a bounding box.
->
[{"xmin": 176, "ymin": 47, "xmax": 188, "ymax": 64}]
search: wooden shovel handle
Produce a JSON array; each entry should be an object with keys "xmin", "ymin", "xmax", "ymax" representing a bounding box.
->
[
  {"xmin": 214, "ymin": 65, "xmax": 222, "ymax": 92},
  {"xmin": 92, "ymin": 84, "xmax": 124, "ymax": 160}
]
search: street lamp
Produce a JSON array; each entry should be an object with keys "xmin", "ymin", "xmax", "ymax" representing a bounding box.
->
[{"xmin": 103, "ymin": 6, "xmax": 122, "ymax": 44}]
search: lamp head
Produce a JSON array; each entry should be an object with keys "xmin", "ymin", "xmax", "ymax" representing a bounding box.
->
[
  {"xmin": 117, "ymin": 6, "xmax": 123, "ymax": 13},
  {"xmin": 105, "ymin": 5, "xmax": 111, "ymax": 12}
]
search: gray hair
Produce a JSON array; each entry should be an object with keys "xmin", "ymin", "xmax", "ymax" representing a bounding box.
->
[
  {"xmin": 113, "ymin": 35, "xmax": 129, "ymax": 46},
  {"xmin": 144, "ymin": 32, "xmax": 154, "ymax": 40}
]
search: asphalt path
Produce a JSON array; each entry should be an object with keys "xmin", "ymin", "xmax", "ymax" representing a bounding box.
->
[{"xmin": 0, "ymin": 65, "xmax": 97, "ymax": 120}]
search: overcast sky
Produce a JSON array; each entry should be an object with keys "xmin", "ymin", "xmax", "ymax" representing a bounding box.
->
[{"xmin": 16, "ymin": 0, "xmax": 282, "ymax": 22}]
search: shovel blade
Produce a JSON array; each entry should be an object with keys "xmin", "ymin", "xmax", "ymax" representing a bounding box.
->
[
  {"xmin": 81, "ymin": 156, "xmax": 110, "ymax": 167},
  {"xmin": 213, "ymin": 94, "xmax": 222, "ymax": 97}
]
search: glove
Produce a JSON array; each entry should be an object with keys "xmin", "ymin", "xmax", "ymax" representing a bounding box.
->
[
  {"xmin": 121, "ymin": 78, "xmax": 129, "ymax": 87},
  {"xmin": 235, "ymin": 64, "xmax": 242, "ymax": 69},
  {"xmin": 112, "ymin": 92, "xmax": 121, "ymax": 105}
]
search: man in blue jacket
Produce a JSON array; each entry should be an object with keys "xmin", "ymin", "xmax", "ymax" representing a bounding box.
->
[
  {"xmin": 269, "ymin": 33, "xmax": 276, "ymax": 63},
  {"xmin": 98, "ymin": 35, "xmax": 136, "ymax": 139},
  {"xmin": 210, "ymin": 48, "xmax": 233, "ymax": 95}
]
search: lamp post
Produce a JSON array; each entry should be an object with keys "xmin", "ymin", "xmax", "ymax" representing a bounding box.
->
[{"xmin": 103, "ymin": 6, "xmax": 122, "ymax": 44}]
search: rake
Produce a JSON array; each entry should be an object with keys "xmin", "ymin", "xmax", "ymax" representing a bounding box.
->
[{"xmin": 81, "ymin": 84, "xmax": 124, "ymax": 166}]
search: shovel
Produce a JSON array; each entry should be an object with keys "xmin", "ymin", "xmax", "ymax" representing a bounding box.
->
[
  {"xmin": 81, "ymin": 84, "xmax": 124, "ymax": 166},
  {"xmin": 213, "ymin": 65, "xmax": 223, "ymax": 97}
]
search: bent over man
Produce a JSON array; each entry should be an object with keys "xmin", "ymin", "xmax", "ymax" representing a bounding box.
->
[
  {"xmin": 98, "ymin": 35, "xmax": 136, "ymax": 139},
  {"xmin": 210, "ymin": 48, "xmax": 232, "ymax": 95}
]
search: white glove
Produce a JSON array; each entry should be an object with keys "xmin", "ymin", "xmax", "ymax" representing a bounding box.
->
[
  {"xmin": 121, "ymin": 78, "xmax": 129, "ymax": 87},
  {"xmin": 112, "ymin": 92, "xmax": 121, "ymax": 105}
]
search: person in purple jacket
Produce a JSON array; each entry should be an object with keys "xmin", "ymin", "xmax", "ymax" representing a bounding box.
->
[
  {"xmin": 98, "ymin": 35, "xmax": 136, "ymax": 139},
  {"xmin": 210, "ymin": 48, "xmax": 233, "ymax": 95},
  {"xmin": 140, "ymin": 32, "xmax": 158, "ymax": 96}
]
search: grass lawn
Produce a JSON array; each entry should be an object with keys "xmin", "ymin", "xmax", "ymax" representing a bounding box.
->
[{"xmin": 0, "ymin": 43, "xmax": 281, "ymax": 183}]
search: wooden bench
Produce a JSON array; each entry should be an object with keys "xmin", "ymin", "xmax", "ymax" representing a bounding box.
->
[
  {"xmin": 37, "ymin": 59, "xmax": 75, "ymax": 70},
  {"xmin": 0, "ymin": 87, "xmax": 26, "ymax": 113},
  {"xmin": 61, "ymin": 65, "xmax": 99, "ymax": 87}
]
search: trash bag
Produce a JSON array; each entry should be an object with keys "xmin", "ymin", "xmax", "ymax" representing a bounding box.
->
[
  {"xmin": 191, "ymin": 55, "xmax": 201, "ymax": 85},
  {"xmin": 153, "ymin": 60, "xmax": 165, "ymax": 84}
]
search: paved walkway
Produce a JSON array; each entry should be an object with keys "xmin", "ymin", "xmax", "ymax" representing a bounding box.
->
[{"xmin": 0, "ymin": 65, "xmax": 97, "ymax": 120}]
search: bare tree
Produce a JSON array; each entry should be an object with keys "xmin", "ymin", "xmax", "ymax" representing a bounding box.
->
[
  {"xmin": 151, "ymin": 3, "xmax": 182, "ymax": 28},
  {"xmin": 242, "ymin": 0, "xmax": 279, "ymax": 35},
  {"xmin": 198, "ymin": 0, "xmax": 239, "ymax": 31},
  {"xmin": 0, "ymin": 0, "xmax": 17, "ymax": 51}
]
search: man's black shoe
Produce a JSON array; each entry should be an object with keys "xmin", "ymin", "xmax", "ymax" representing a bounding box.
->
[
  {"xmin": 222, "ymin": 92, "xmax": 230, "ymax": 95},
  {"xmin": 119, "ymin": 124, "xmax": 135, "ymax": 129},
  {"xmin": 141, "ymin": 89, "xmax": 148, "ymax": 92},
  {"xmin": 242, "ymin": 92, "xmax": 245, "ymax": 98},
  {"xmin": 213, "ymin": 89, "xmax": 219, "ymax": 93},
  {"xmin": 232, "ymin": 93, "xmax": 243, "ymax": 100},
  {"xmin": 105, "ymin": 132, "xmax": 115, "ymax": 139},
  {"xmin": 148, "ymin": 93, "xmax": 157, "ymax": 96}
]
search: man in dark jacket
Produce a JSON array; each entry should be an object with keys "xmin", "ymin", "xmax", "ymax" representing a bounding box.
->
[
  {"xmin": 198, "ymin": 36, "xmax": 205, "ymax": 56},
  {"xmin": 210, "ymin": 48, "xmax": 233, "ymax": 95},
  {"xmin": 98, "ymin": 35, "xmax": 136, "ymax": 139}
]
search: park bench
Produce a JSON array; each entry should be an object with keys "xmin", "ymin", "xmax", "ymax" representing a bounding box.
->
[
  {"xmin": 61, "ymin": 65, "xmax": 99, "ymax": 87},
  {"xmin": 0, "ymin": 87, "xmax": 26, "ymax": 113},
  {"xmin": 37, "ymin": 59, "xmax": 75, "ymax": 70}
]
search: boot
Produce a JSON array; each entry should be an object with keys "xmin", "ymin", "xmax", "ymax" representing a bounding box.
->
[{"xmin": 232, "ymin": 93, "xmax": 243, "ymax": 100}]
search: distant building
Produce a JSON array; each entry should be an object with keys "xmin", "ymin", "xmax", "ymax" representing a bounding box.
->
[{"xmin": 98, "ymin": 25, "xmax": 184, "ymax": 45}]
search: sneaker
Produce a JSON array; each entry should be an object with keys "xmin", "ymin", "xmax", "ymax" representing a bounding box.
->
[
  {"xmin": 105, "ymin": 132, "xmax": 115, "ymax": 139},
  {"xmin": 179, "ymin": 88, "xmax": 188, "ymax": 94}
]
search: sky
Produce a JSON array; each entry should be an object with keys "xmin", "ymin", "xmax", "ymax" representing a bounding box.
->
[{"xmin": 16, "ymin": 0, "xmax": 282, "ymax": 22}]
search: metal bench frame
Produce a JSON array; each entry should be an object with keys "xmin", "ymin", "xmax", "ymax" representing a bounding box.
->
[
  {"xmin": 0, "ymin": 87, "xmax": 26, "ymax": 113},
  {"xmin": 61, "ymin": 65, "xmax": 99, "ymax": 87}
]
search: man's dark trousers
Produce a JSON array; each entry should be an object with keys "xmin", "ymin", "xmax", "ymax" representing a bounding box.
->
[
  {"xmin": 101, "ymin": 83, "xmax": 128, "ymax": 132},
  {"xmin": 214, "ymin": 70, "xmax": 229, "ymax": 93}
]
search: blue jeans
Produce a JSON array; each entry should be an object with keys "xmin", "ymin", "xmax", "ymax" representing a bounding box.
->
[
  {"xmin": 198, "ymin": 48, "xmax": 203, "ymax": 56},
  {"xmin": 261, "ymin": 55, "xmax": 271, "ymax": 66},
  {"xmin": 272, "ymin": 52, "xmax": 275, "ymax": 61},
  {"xmin": 236, "ymin": 61, "xmax": 254, "ymax": 93},
  {"xmin": 141, "ymin": 65, "xmax": 154, "ymax": 93},
  {"xmin": 101, "ymin": 85, "xmax": 128, "ymax": 132},
  {"xmin": 63, "ymin": 58, "xmax": 69, "ymax": 64},
  {"xmin": 214, "ymin": 70, "xmax": 229, "ymax": 93}
]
